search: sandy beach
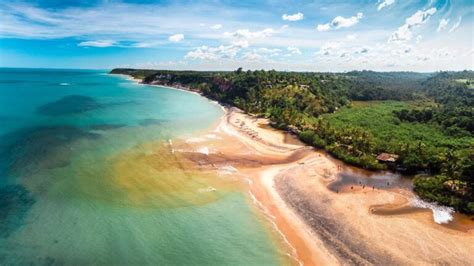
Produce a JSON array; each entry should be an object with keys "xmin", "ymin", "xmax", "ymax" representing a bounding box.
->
[
  {"xmin": 120, "ymin": 75, "xmax": 474, "ymax": 265},
  {"xmin": 169, "ymin": 106, "xmax": 474, "ymax": 265}
]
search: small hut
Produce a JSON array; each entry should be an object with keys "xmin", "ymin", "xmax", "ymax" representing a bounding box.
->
[{"xmin": 376, "ymin": 153, "xmax": 399, "ymax": 163}]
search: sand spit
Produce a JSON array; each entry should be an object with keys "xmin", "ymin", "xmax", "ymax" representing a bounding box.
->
[
  {"xmin": 120, "ymin": 75, "xmax": 474, "ymax": 265},
  {"xmin": 175, "ymin": 107, "xmax": 474, "ymax": 265}
]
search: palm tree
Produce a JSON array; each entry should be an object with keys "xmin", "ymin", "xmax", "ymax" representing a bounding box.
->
[{"xmin": 442, "ymin": 149, "xmax": 463, "ymax": 180}]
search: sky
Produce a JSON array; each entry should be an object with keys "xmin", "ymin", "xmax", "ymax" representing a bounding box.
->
[{"xmin": 0, "ymin": 0, "xmax": 473, "ymax": 71}]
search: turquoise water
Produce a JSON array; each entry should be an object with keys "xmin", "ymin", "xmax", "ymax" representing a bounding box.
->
[{"xmin": 0, "ymin": 69, "xmax": 285, "ymax": 265}]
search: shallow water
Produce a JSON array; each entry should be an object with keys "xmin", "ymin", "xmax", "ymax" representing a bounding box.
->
[
  {"xmin": 328, "ymin": 169, "xmax": 412, "ymax": 193},
  {"xmin": 0, "ymin": 68, "xmax": 286, "ymax": 265}
]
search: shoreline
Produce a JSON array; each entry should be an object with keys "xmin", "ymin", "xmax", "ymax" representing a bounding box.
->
[
  {"xmin": 115, "ymin": 73, "xmax": 474, "ymax": 265},
  {"xmin": 110, "ymin": 73, "xmax": 227, "ymax": 113}
]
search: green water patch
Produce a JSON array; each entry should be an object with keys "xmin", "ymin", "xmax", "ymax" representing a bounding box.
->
[
  {"xmin": 88, "ymin": 123, "xmax": 126, "ymax": 131},
  {"xmin": 0, "ymin": 125, "xmax": 99, "ymax": 178},
  {"xmin": 0, "ymin": 185, "xmax": 35, "ymax": 238},
  {"xmin": 138, "ymin": 118, "xmax": 169, "ymax": 126},
  {"xmin": 37, "ymin": 95, "xmax": 103, "ymax": 116}
]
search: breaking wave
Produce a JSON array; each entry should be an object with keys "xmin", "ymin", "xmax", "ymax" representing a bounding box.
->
[
  {"xmin": 198, "ymin": 186, "xmax": 216, "ymax": 193},
  {"xmin": 205, "ymin": 134, "xmax": 221, "ymax": 139},
  {"xmin": 410, "ymin": 197, "xmax": 454, "ymax": 224},
  {"xmin": 247, "ymin": 189, "xmax": 302, "ymax": 266},
  {"xmin": 218, "ymin": 165, "xmax": 238, "ymax": 175},
  {"xmin": 197, "ymin": 147, "xmax": 209, "ymax": 155},
  {"xmin": 185, "ymin": 137, "xmax": 206, "ymax": 143}
]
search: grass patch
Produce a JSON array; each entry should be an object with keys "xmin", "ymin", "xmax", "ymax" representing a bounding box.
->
[
  {"xmin": 456, "ymin": 79, "xmax": 474, "ymax": 89},
  {"xmin": 322, "ymin": 101, "xmax": 473, "ymax": 151}
]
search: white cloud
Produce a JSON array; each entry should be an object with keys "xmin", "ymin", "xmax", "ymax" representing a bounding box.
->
[
  {"xmin": 257, "ymin": 47, "xmax": 281, "ymax": 54},
  {"xmin": 332, "ymin": 12, "xmax": 364, "ymax": 28},
  {"xmin": 231, "ymin": 40, "xmax": 250, "ymax": 48},
  {"xmin": 449, "ymin": 17, "xmax": 462, "ymax": 33},
  {"xmin": 346, "ymin": 34, "xmax": 357, "ymax": 40},
  {"xmin": 282, "ymin": 12, "xmax": 304, "ymax": 21},
  {"xmin": 132, "ymin": 41, "xmax": 162, "ymax": 48},
  {"xmin": 185, "ymin": 40, "xmax": 249, "ymax": 60},
  {"xmin": 318, "ymin": 42, "xmax": 342, "ymax": 55},
  {"xmin": 317, "ymin": 12, "xmax": 363, "ymax": 31},
  {"xmin": 185, "ymin": 45, "xmax": 232, "ymax": 60},
  {"xmin": 242, "ymin": 51, "xmax": 263, "ymax": 61},
  {"xmin": 389, "ymin": 24, "xmax": 411, "ymax": 42},
  {"xmin": 377, "ymin": 0, "xmax": 395, "ymax": 11},
  {"xmin": 317, "ymin": 24, "xmax": 331, "ymax": 32},
  {"xmin": 168, "ymin": 33, "xmax": 184, "ymax": 42},
  {"xmin": 135, "ymin": 60, "xmax": 188, "ymax": 69},
  {"xmin": 210, "ymin": 24, "xmax": 223, "ymax": 30},
  {"xmin": 78, "ymin": 40, "xmax": 116, "ymax": 47},
  {"xmin": 224, "ymin": 28, "xmax": 276, "ymax": 41},
  {"xmin": 406, "ymin": 8, "xmax": 437, "ymax": 26},
  {"xmin": 437, "ymin": 18, "xmax": 449, "ymax": 32},
  {"xmin": 416, "ymin": 35, "xmax": 422, "ymax": 43},
  {"xmin": 287, "ymin": 46, "xmax": 302, "ymax": 55},
  {"xmin": 221, "ymin": 28, "xmax": 278, "ymax": 50},
  {"xmin": 389, "ymin": 8, "xmax": 436, "ymax": 42},
  {"xmin": 240, "ymin": 47, "xmax": 284, "ymax": 61}
]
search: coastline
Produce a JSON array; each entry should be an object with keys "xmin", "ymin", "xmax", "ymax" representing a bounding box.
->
[
  {"xmin": 110, "ymin": 73, "xmax": 227, "ymax": 113},
  {"xmin": 214, "ymin": 107, "xmax": 474, "ymax": 265},
  {"xmin": 115, "ymin": 73, "xmax": 474, "ymax": 265}
]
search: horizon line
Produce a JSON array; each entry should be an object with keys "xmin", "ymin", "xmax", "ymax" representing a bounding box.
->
[{"xmin": 2, "ymin": 66, "xmax": 473, "ymax": 74}]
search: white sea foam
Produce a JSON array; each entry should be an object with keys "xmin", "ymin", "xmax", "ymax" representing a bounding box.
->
[
  {"xmin": 197, "ymin": 147, "xmax": 209, "ymax": 155},
  {"xmin": 247, "ymin": 190, "xmax": 302, "ymax": 266},
  {"xmin": 218, "ymin": 165, "xmax": 238, "ymax": 175},
  {"xmin": 244, "ymin": 177, "xmax": 253, "ymax": 185},
  {"xmin": 410, "ymin": 197, "xmax": 454, "ymax": 224},
  {"xmin": 167, "ymin": 139, "xmax": 174, "ymax": 154},
  {"xmin": 248, "ymin": 190, "xmax": 276, "ymax": 220},
  {"xmin": 205, "ymin": 134, "xmax": 221, "ymax": 139},
  {"xmin": 209, "ymin": 100, "xmax": 226, "ymax": 112},
  {"xmin": 215, "ymin": 121, "xmax": 239, "ymax": 138},
  {"xmin": 198, "ymin": 186, "xmax": 216, "ymax": 193},
  {"xmin": 59, "ymin": 83, "xmax": 70, "ymax": 86},
  {"xmin": 185, "ymin": 137, "xmax": 206, "ymax": 143},
  {"xmin": 173, "ymin": 148, "xmax": 192, "ymax": 153}
]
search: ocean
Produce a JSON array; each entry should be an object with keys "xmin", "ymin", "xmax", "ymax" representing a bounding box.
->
[{"xmin": 0, "ymin": 68, "xmax": 286, "ymax": 265}]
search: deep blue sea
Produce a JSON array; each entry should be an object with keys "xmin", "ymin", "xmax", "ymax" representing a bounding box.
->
[{"xmin": 0, "ymin": 68, "xmax": 285, "ymax": 265}]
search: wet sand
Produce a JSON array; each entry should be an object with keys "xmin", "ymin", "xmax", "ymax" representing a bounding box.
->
[{"xmin": 169, "ymin": 106, "xmax": 474, "ymax": 265}]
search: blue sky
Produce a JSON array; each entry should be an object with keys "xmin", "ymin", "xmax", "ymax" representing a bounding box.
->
[{"xmin": 0, "ymin": 0, "xmax": 472, "ymax": 71}]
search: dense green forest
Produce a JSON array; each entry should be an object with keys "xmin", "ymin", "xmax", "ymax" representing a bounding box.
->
[{"xmin": 110, "ymin": 68, "xmax": 474, "ymax": 215}]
